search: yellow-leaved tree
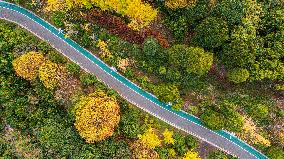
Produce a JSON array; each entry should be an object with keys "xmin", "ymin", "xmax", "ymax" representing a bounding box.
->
[
  {"xmin": 183, "ymin": 150, "xmax": 201, "ymax": 159},
  {"xmin": 12, "ymin": 51, "xmax": 46, "ymax": 80},
  {"xmin": 74, "ymin": 91, "xmax": 120, "ymax": 143},
  {"xmin": 38, "ymin": 60, "xmax": 65, "ymax": 89},
  {"xmin": 138, "ymin": 128, "xmax": 161, "ymax": 149},
  {"xmin": 45, "ymin": 0, "xmax": 157, "ymax": 30}
]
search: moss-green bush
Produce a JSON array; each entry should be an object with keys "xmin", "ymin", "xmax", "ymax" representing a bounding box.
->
[{"xmin": 228, "ymin": 68, "xmax": 250, "ymax": 83}]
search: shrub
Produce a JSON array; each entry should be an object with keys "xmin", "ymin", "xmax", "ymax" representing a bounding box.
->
[
  {"xmin": 208, "ymin": 151, "xmax": 228, "ymax": 159},
  {"xmin": 246, "ymin": 104, "xmax": 269, "ymax": 120},
  {"xmin": 79, "ymin": 73, "xmax": 98, "ymax": 86},
  {"xmin": 227, "ymin": 68, "xmax": 250, "ymax": 83},
  {"xmin": 182, "ymin": 149, "xmax": 201, "ymax": 159},
  {"xmin": 172, "ymin": 134, "xmax": 188, "ymax": 155},
  {"xmin": 200, "ymin": 109, "xmax": 225, "ymax": 130},
  {"xmin": 47, "ymin": 51, "xmax": 67, "ymax": 64},
  {"xmin": 66, "ymin": 63, "xmax": 80, "ymax": 75},
  {"xmin": 12, "ymin": 51, "xmax": 46, "ymax": 80},
  {"xmin": 153, "ymin": 84, "xmax": 181, "ymax": 104},
  {"xmin": 74, "ymin": 91, "xmax": 120, "ymax": 143},
  {"xmin": 38, "ymin": 60, "xmax": 65, "ymax": 89},
  {"xmin": 193, "ymin": 17, "xmax": 229, "ymax": 49},
  {"xmin": 223, "ymin": 109, "xmax": 244, "ymax": 132},
  {"xmin": 184, "ymin": 135, "xmax": 198, "ymax": 150},
  {"xmin": 130, "ymin": 140, "xmax": 159, "ymax": 159},
  {"xmin": 266, "ymin": 146, "xmax": 284, "ymax": 159},
  {"xmin": 119, "ymin": 109, "xmax": 142, "ymax": 138},
  {"xmin": 51, "ymin": 11, "xmax": 65, "ymax": 28},
  {"xmin": 163, "ymin": 129, "xmax": 175, "ymax": 145},
  {"xmin": 228, "ymin": 68, "xmax": 249, "ymax": 83},
  {"xmin": 36, "ymin": 119, "xmax": 80, "ymax": 157},
  {"xmin": 168, "ymin": 45, "xmax": 213, "ymax": 76},
  {"xmin": 165, "ymin": 0, "xmax": 197, "ymax": 10}
]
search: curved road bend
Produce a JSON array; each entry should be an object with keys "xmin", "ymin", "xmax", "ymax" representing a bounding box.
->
[{"xmin": 0, "ymin": 5, "xmax": 264, "ymax": 159}]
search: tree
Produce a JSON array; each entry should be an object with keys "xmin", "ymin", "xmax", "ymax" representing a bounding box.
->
[
  {"xmin": 222, "ymin": 24, "xmax": 258, "ymax": 69},
  {"xmin": 193, "ymin": 17, "xmax": 229, "ymax": 49},
  {"xmin": 143, "ymin": 37, "xmax": 166, "ymax": 67},
  {"xmin": 227, "ymin": 68, "xmax": 250, "ymax": 83},
  {"xmin": 168, "ymin": 45, "xmax": 213, "ymax": 76},
  {"xmin": 74, "ymin": 91, "xmax": 120, "ymax": 143},
  {"xmin": 214, "ymin": 0, "xmax": 246, "ymax": 26},
  {"xmin": 12, "ymin": 51, "xmax": 46, "ymax": 80},
  {"xmin": 38, "ymin": 60, "xmax": 65, "ymax": 89}
]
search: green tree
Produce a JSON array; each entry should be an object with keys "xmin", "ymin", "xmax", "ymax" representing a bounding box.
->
[
  {"xmin": 143, "ymin": 37, "xmax": 166, "ymax": 67},
  {"xmin": 193, "ymin": 17, "xmax": 229, "ymax": 49},
  {"xmin": 214, "ymin": 0, "xmax": 246, "ymax": 26},
  {"xmin": 168, "ymin": 45, "xmax": 213, "ymax": 76}
]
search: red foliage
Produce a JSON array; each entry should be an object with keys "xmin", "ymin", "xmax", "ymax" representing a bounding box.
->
[{"xmin": 84, "ymin": 10, "xmax": 169, "ymax": 48}]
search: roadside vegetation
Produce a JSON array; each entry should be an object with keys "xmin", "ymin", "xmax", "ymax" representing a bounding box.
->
[{"xmin": 1, "ymin": 0, "xmax": 284, "ymax": 158}]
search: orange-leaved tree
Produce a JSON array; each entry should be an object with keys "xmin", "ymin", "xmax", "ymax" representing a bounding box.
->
[
  {"xmin": 12, "ymin": 51, "xmax": 46, "ymax": 80},
  {"xmin": 74, "ymin": 90, "xmax": 120, "ymax": 143}
]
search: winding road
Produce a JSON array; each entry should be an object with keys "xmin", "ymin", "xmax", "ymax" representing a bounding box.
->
[{"xmin": 0, "ymin": 1, "xmax": 268, "ymax": 159}]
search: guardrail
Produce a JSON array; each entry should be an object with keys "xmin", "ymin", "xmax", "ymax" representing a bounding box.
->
[{"xmin": 0, "ymin": 1, "xmax": 268, "ymax": 159}]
